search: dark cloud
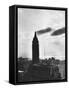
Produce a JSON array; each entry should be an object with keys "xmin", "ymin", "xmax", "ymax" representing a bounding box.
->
[
  {"xmin": 36, "ymin": 27, "xmax": 52, "ymax": 35},
  {"xmin": 51, "ymin": 27, "xmax": 65, "ymax": 36}
]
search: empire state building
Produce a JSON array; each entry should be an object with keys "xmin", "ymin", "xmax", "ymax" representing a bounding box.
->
[{"xmin": 32, "ymin": 32, "xmax": 39, "ymax": 64}]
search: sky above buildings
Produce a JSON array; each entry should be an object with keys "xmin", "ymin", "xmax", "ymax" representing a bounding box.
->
[{"xmin": 18, "ymin": 8, "xmax": 65, "ymax": 60}]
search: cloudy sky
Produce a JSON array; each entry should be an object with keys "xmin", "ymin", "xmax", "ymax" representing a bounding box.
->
[{"xmin": 18, "ymin": 8, "xmax": 65, "ymax": 60}]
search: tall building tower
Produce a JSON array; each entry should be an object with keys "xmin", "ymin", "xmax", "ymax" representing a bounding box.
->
[{"xmin": 32, "ymin": 32, "xmax": 39, "ymax": 64}]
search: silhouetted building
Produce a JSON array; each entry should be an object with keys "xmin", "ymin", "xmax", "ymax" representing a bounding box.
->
[
  {"xmin": 32, "ymin": 32, "xmax": 39, "ymax": 64},
  {"xmin": 20, "ymin": 33, "xmax": 61, "ymax": 82}
]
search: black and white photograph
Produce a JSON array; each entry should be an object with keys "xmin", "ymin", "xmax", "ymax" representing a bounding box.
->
[
  {"xmin": 0, "ymin": 0, "xmax": 69, "ymax": 89},
  {"xmin": 17, "ymin": 6, "xmax": 67, "ymax": 83}
]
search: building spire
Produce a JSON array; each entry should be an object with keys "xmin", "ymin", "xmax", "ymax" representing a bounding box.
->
[{"xmin": 34, "ymin": 32, "xmax": 37, "ymax": 37}]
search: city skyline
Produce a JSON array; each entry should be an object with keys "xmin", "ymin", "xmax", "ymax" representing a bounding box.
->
[{"xmin": 18, "ymin": 8, "xmax": 65, "ymax": 60}]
